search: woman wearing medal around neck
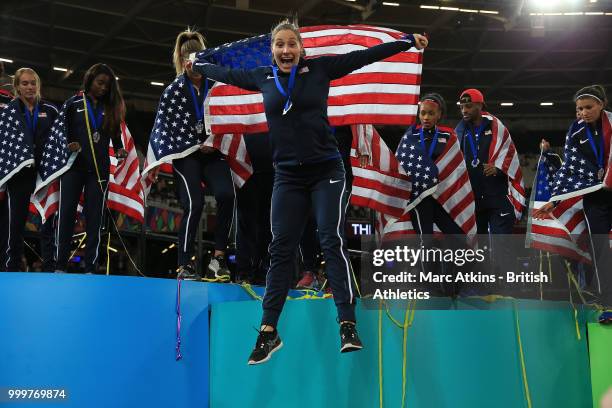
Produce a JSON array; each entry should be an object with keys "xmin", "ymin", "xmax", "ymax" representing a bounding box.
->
[
  {"xmin": 154, "ymin": 30, "xmax": 234, "ymax": 281},
  {"xmin": 191, "ymin": 19, "xmax": 428, "ymax": 364},
  {"xmin": 534, "ymin": 85, "xmax": 612, "ymax": 323},
  {"xmin": 399, "ymin": 93, "xmax": 467, "ymax": 235},
  {"xmin": 0, "ymin": 68, "xmax": 58, "ymax": 271},
  {"xmin": 54, "ymin": 63, "xmax": 127, "ymax": 274}
]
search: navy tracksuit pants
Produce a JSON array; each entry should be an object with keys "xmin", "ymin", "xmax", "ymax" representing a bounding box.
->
[
  {"xmin": 262, "ymin": 159, "xmax": 355, "ymax": 327},
  {"xmin": 56, "ymin": 169, "xmax": 108, "ymax": 273},
  {"xmin": 3, "ymin": 167, "xmax": 37, "ymax": 271},
  {"xmin": 173, "ymin": 151, "xmax": 235, "ymax": 266},
  {"xmin": 235, "ymin": 171, "xmax": 273, "ymax": 282}
]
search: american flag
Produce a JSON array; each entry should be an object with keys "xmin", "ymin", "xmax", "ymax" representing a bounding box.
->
[
  {"xmin": 550, "ymin": 111, "xmax": 612, "ymax": 201},
  {"xmin": 141, "ymin": 75, "xmax": 251, "ymax": 196},
  {"xmin": 31, "ymin": 98, "xmax": 78, "ymax": 221},
  {"xmin": 395, "ymin": 126, "xmax": 477, "ymax": 237},
  {"xmin": 31, "ymin": 95, "xmax": 144, "ymax": 222},
  {"xmin": 349, "ymin": 124, "xmax": 411, "ymax": 219},
  {"xmin": 375, "ymin": 212, "xmax": 415, "ymax": 244},
  {"xmin": 526, "ymin": 150, "xmax": 591, "ymax": 263},
  {"xmin": 456, "ymin": 113, "xmax": 526, "ymax": 220},
  {"xmin": 0, "ymin": 98, "xmax": 36, "ymax": 188},
  {"xmin": 484, "ymin": 113, "xmax": 526, "ymax": 220},
  {"xmin": 106, "ymin": 122, "xmax": 145, "ymax": 222},
  {"xmin": 202, "ymin": 133, "xmax": 253, "ymax": 187},
  {"xmin": 199, "ymin": 25, "xmax": 423, "ymax": 134}
]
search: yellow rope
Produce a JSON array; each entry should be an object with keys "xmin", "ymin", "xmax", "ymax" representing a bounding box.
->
[
  {"xmin": 69, "ymin": 233, "xmax": 87, "ymax": 260},
  {"xmin": 564, "ymin": 261, "xmax": 583, "ymax": 340},
  {"xmin": 106, "ymin": 231, "xmax": 111, "ymax": 275},
  {"xmin": 378, "ymin": 299, "xmax": 384, "ymax": 408},
  {"xmin": 83, "ymin": 95, "xmax": 112, "ymax": 275},
  {"xmin": 81, "ymin": 96, "xmax": 104, "ymax": 187},
  {"xmin": 513, "ymin": 303, "xmax": 532, "ymax": 408}
]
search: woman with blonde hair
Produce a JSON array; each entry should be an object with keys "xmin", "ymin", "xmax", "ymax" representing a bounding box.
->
[
  {"xmin": 147, "ymin": 29, "xmax": 235, "ymax": 281},
  {"xmin": 0, "ymin": 68, "xmax": 58, "ymax": 271}
]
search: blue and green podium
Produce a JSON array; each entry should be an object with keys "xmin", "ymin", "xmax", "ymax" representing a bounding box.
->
[{"xmin": 0, "ymin": 273, "xmax": 606, "ymax": 407}]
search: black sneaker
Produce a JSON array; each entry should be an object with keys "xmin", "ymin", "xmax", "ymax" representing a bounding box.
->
[
  {"xmin": 247, "ymin": 328, "xmax": 283, "ymax": 365},
  {"xmin": 203, "ymin": 256, "xmax": 231, "ymax": 282},
  {"xmin": 340, "ymin": 322, "xmax": 363, "ymax": 353},
  {"xmin": 178, "ymin": 264, "xmax": 199, "ymax": 281}
]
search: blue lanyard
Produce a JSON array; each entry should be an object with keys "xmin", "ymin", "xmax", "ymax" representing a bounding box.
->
[
  {"xmin": 24, "ymin": 103, "xmax": 39, "ymax": 134},
  {"xmin": 85, "ymin": 97, "xmax": 104, "ymax": 132},
  {"xmin": 419, "ymin": 127, "xmax": 439, "ymax": 159},
  {"xmin": 585, "ymin": 125, "xmax": 604, "ymax": 169},
  {"xmin": 272, "ymin": 65, "xmax": 297, "ymax": 115},
  {"xmin": 186, "ymin": 77, "xmax": 209, "ymax": 121},
  {"xmin": 465, "ymin": 123, "xmax": 485, "ymax": 166}
]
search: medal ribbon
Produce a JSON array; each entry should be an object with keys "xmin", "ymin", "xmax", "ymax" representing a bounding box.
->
[
  {"xmin": 187, "ymin": 76, "xmax": 208, "ymax": 123},
  {"xmin": 465, "ymin": 123, "xmax": 485, "ymax": 166},
  {"xmin": 419, "ymin": 127, "xmax": 439, "ymax": 159},
  {"xmin": 272, "ymin": 65, "xmax": 297, "ymax": 114},
  {"xmin": 585, "ymin": 125, "xmax": 604, "ymax": 173},
  {"xmin": 24, "ymin": 103, "xmax": 40, "ymax": 134},
  {"xmin": 85, "ymin": 97, "xmax": 104, "ymax": 134}
]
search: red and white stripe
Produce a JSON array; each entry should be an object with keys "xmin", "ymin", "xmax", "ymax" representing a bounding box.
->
[
  {"xmin": 529, "ymin": 197, "xmax": 591, "ymax": 263},
  {"xmin": 202, "ymin": 134, "xmax": 253, "ymax": 188},
  {"xmin": 375, "ymin": 212, "xmax": 415, "ymax": 245},
  {"xmin": 430, "ymin": 129, "xmax": 477, "ymax": 237},
  {"xmin": 483, "ymin": 113, "xmax": 526, "ymax": 220},
  {"xmin": 206, "ymin": 25, "xmax": 423, "ymax": 134},
  {"xmin": 349, "ymin": 125, "xmax": 411, "ymax": 219}
]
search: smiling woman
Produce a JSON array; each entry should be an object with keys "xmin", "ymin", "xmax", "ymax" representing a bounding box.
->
[{"xmin": 192, "ymin": 18, "xmax": 428, "ymax": 365}]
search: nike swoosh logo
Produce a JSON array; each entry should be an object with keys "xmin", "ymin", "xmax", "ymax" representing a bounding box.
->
[
  {"xmin": 266, "ymin": 75, "xmax": 275, "ymax": 80},
  {"xmin": 77, "ymin": 108, "xmax": 85, "ymax": 112},
  {"xmin": 500, "ymin": 212, "xmax": 510, "ymax": 217},
  {"xmin": 329, "ymin": 179, "xmax": 342, "ymax": 184},
  {"xmin": 579, "ymin": 139, "xmax": 589, "ymax": 144}
]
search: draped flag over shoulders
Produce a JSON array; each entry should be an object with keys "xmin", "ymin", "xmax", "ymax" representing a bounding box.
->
[
  {"xmin": 395, "ymin": 126, "xmax": 477, "ymax": 237},
  {"xmin": 200, "ymin": 24, "xmax": 423, "ymax": 134},
  {"xmin": 0, "ymin": 98, "xmax": 36, "ymax": 188},
  {"xmin": 550, "ymin": 110, "xmax": 612, "ymax": 201},
  {"xmin": 142, "ymin": 75, "xmax": 203, "ymax": 177},
  {"xmin": 31, "ymin": 98, "xmax": 79, "ymax": 220},
  {"xmin": 141, "ymin": 75, "xmax": 251, "ymax": 197},
  {"xmin": 483, "ymin": 113, "xmax": 526, "ymax": 220},
  {"xmin": 32, "ymin": 96, "xmax": 143, "ymax": 222},
  {"xmin": 526, "ymin": 150, "xmax": 591, "ymax": 263}
]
